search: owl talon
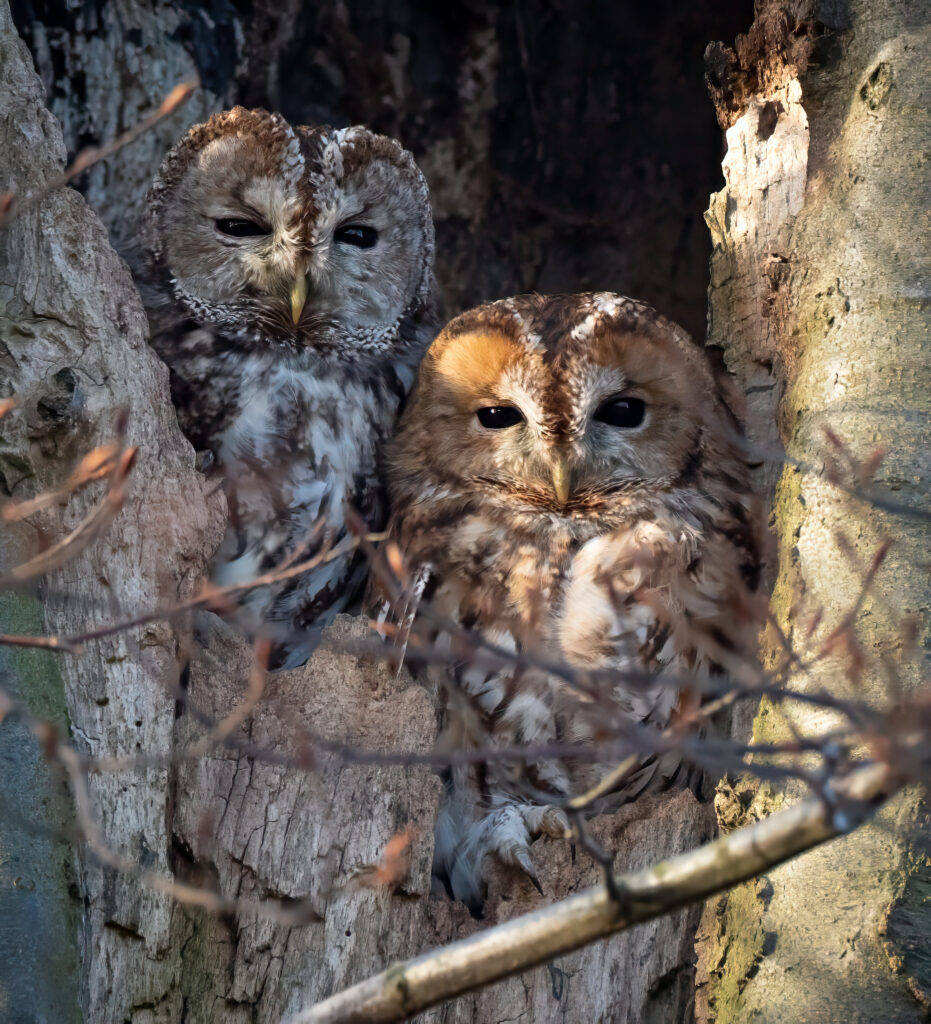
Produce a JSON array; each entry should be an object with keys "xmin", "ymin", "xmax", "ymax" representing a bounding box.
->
[
  {"xmin": 539, "ymin": 806, "xmax": 570, "ymax": 838},
  {"xmin": 475, "ymin": 802, "xmax": 572, "ymax": 898},
  {"xmin": 504, "ymin": 842, "xmax": 543, "ymax": 895}
]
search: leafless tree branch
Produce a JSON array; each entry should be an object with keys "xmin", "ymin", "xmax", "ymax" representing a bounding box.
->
[
  {"xmin": 0, "ymin": 79, "xmax": 198, "ymax": 228},
  {"xmin": 287, "ymin": 759, "xmax": 907, "ymax": 1024}
]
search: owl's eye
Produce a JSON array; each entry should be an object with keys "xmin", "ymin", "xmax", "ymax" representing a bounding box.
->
[
  {"xmin": 215, "ymin": 218, "xmax": 269, "ymax": 238},
  {"xmin": 334, "ymin": 224, "xmax": 378, "ymax": 248},
  {"xmin": 593, "ymin": 396, "xmax": 646, "ymax": 429},
  {"xmin": 476, "ymin": 406, "xmax": 524, "ymax": 429}
]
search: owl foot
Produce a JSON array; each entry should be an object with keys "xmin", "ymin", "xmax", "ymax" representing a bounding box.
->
[
  {"xmin": 435, "ymin": 787, "xmax": 570, "ymax": 910},
  {"xmin": 469, "ymin": 802, "xmax": 570, "ymax": 901}
]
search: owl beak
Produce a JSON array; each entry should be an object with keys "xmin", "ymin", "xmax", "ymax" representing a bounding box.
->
[
  {"xmin": 551, "ymin": 455, "xmax": 571, "ymax": 506},
  {"xmin": 290, "ymin": 275, "xmax": 309, "ymax": 325}
]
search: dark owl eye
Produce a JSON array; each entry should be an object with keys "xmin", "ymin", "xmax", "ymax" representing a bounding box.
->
[
  {"xmin": 476, "ymin": 406, "xmax": 524, "ymax": 429},
  {"xmin": 334, "ymin": 224, "xmax": 378, "ymax": 248},
  {"xmin": 215, "ymin": 218, "xmax": 268, "ymax": 237},
  {"xmin": 593, "ymin": 396, "xmax": 646, "ymax": 428}
]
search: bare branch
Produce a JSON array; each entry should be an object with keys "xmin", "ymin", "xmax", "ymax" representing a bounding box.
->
[
  {"xmin": 0, "ymin": 80, "xmax": 198, "ymax": 228},
  {"xmin": 288, "ymin": 760, "xmax": 900, "ymax": 1024},
  {"xmin": 0, "ymin": 446, "xmax": 137, "ymax": 588},
  {"xmin": 0, "ymin": 531, "xmax": 373, "ymax": 652},
  {"xmin": 2, "ymin": 442, "xmax": 122, "ymax": 522},
  {"xmin": 56, "ymin": 742, "xmax": 324, "ymax": 925}
]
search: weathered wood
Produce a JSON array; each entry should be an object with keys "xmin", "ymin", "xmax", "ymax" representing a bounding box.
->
[
  {"xmin": 0, "ymin": 3, "xmax": 224, "ymax": 1019},
  {"xmin": 7, "ymin": 1, "xmax": 927, "ymax": 1021},
  {"xmin": 696, "ymin": 1, "xmax": 931, "ymax": 1020},
  {"xmin": 167, "ymin": 615, "xmax": 442, "ymax": 1023},
  {"xmin": 295, "ymin": 761, "xmax": 901, "ymax": 1023},
  {"xmin": 410, "ymin": 790, "xmax": 715, "ymax": 1024}
]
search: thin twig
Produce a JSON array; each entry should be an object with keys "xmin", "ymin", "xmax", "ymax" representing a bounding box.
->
[
  {"xmin": 287, "ymin": 759, "xmax": 899, "ymax": 1024},
  {"xmin": 0, "ymin": 532, "xmax": 373, "ymax": 653},
  {"xmin": 0, "ymin": 447, "xmax": 137, "ymax": 588},
  {"xmin": 1, "ymin": 443, "xmax": 122, "ymax": 522},
  {"xmin": 0, "ymin": 81, "xmax": 198, "ymax": 228},
  {"xmin": 56, "ymin": 742, "xmax": 324, "ymax": 925},
  {"xmin": 86, "ymin": 639, "xmax": 271, "ymax": 774}
]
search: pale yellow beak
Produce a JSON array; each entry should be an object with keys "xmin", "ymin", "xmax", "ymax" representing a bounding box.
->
[
  {"xmin": 551, "ymin": 454, "xmax": 571, "ymax": 506},
  {"xmin": 290, "ymin": 275, "xmax": 309, "ymax": 325}
]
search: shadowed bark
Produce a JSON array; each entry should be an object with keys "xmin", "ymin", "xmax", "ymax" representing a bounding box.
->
[
  {"xmin": 0, "ymin": 2, "xmax": 224, "ymax": 1017},
  {"xmin": 12, "ymin": 0, "xmax": 749, "ymax": 341}
]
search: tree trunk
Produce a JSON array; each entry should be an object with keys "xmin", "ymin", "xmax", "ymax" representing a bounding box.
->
[
  {"xmin": 696, "ymin": 1, "xmax": 930, "ymax": 1020},
  {"xmin": 4, "ymin": 1, "xmax": 927, "ymax": 1022},
  {"xmin": 0, "ymin": 4, "xmax": 223, "ymax": 1020},
  {"xmin": 2, "ymin": 4, "xmax": 727, "ymax": 1020}
]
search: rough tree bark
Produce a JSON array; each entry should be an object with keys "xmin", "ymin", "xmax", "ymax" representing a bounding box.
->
[
  {"xmin": 0, "ymin": 5, "xmax": 223, "ymax": 1021},
  {"xmin": 696, "ymin": 1, "xmax": 930, "ymax": 1021},
  {"xmin": 2, "ymin": 4, "xmax": 730, "ymax": 1021},
  {"xmin": 3, "ymin": 1, "xmax": 928, "ymax": 1022}
]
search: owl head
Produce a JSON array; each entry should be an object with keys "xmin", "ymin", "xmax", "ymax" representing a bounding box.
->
[
  {"xmin": 145, "ymin": 107, "xmax": 435, "ymax": 360},
  {"xmin": 387, "ymin": 292, "xmax": 750, "ymax": 530}
]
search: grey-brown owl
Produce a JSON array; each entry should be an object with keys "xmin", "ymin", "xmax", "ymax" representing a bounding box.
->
[
  {"xmin": 380, "ymin": 292, "xmax": 763, "ymax": 907},
  {"xmin": 140, "ymin": 107, "xmax": 438, "ymax": 666}
]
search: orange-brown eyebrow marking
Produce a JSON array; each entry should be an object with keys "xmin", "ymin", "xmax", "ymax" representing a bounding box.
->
[{"xmin": 431, "ymin": 330, "xmax": 526, "ymax": 396}]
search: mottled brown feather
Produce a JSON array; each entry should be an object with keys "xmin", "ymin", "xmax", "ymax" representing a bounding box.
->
[{"xmin": 379, "ymin": 292, "xmax": 765, "ymax": 905}]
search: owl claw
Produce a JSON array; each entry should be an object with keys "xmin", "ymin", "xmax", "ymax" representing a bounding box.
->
[
  {"xmin": 539, "ymin": 806, "xmax": 570, "ymax": 838},
  {"xmin": 478, "ymin": 802, "xmax": 571, "ymax": 897},
  {"xmin": 520, "ymin": 803, "xmax": 570, "ymax": 839},
  {"xmin": 444, "ymin": 800, "xmax": 570, "ymax": 906},
  {"xmin": 503, "ymin": 842, "xmax": 543, "ymax": 895}
]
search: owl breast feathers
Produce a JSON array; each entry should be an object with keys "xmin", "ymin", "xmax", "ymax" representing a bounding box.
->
[
  {"xmin": 138, "ymin": 107, "xmax": 439, "ymax": 666},
  {"xmin": 379, "ymin": 292, "xmax": 764, "ymax": 907}
]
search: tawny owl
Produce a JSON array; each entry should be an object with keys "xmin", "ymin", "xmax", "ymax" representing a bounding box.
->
[
  {"xmin": 379, "ymin": 292, "xmax": 763, "ymax": 907},
  {"xmin": 140, "ymin": 107, "xmax": 438, "ymax": 666}
]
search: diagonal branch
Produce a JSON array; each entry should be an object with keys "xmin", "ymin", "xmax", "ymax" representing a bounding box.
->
[
  {"xmin": 0, "ymin": 446, "xmax": 137, "ymax": 588},
  {"xmin": 286, "ymin": 759, "xmax": 899, "ymax": 1024},
  {"xmin": 0, "ymin": 530, "xmax": 378, "ymax": 653},
  {"xmin": 0, "ymin": 80, "xmax": 198, "ymax": 228}
]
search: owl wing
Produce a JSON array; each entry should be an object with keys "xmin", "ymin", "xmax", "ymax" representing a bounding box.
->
[
  {"xmin": 130, "ymin": 248, "xmax": 243, "ymax": 451},
  {"xmin": 214, "ymin": 387, "xmax": 388, "ymax": 666},
  {"xmin": 558, "ymin": 512, "xmax": 761, "ymax": 810}
]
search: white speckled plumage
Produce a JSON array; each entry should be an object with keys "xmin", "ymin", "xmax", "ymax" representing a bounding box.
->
[{"xmin": 140, "ymin": 107, "xmax": 439, "ymax": 665}]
